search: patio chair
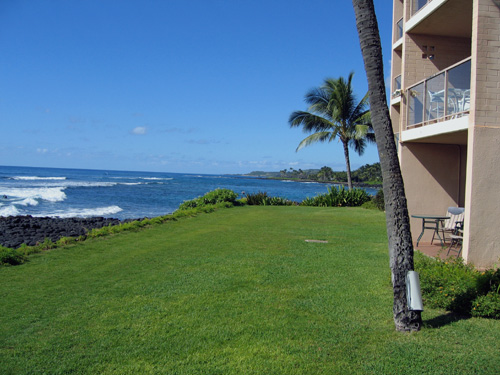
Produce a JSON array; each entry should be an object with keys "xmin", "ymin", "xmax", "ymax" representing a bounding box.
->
[
  {"xmin": 427, "ymin": 90, "xmax": 444, "ymax": 119},
  {"xmin": 439, "ymin": 207, "xmax": 464, "ymax": 243},
  {"xmin": 459, "ymin": 89, "xmax": 470, "ymax": 112},
  {"xmin": 447, "ymin": 229, "xmax": 463, "ymax": 258}
]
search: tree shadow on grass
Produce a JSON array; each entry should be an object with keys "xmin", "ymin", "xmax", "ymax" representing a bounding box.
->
[{"xmin": 423, "ymin": 312, "xmax": 471, "ymax": 328}]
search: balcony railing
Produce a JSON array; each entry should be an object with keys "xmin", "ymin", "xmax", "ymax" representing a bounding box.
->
[{"xmin": 406, "ymin": 58, "xmax": 471, "ymax": 129}]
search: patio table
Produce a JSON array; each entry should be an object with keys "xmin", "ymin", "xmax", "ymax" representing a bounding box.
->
[{"xmin": 411, "ymin": 214, "xmax": 450, "ymax": 247}]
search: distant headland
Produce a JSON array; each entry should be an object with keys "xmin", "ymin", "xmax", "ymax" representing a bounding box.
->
[{"xmin": 243, "ymin": 162, "xmax": 382, "ymax": 188}]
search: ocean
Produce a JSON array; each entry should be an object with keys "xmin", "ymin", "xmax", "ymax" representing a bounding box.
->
[{"xmin": 0, "ymin": 165, "xmax": 378, "ymax": 220}]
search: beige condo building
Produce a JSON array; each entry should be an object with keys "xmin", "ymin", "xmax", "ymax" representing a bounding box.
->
[{"xmin": 390, "ymin": 0, "xmax": 500, "ymax": 268}]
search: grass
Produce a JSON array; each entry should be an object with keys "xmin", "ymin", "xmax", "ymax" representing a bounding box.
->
[{"xmin": 1, "ymin": 206, "xmax": 499, "ymax": 374}]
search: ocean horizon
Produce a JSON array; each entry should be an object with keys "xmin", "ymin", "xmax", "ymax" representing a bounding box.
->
[{"xmin": 0, "ymin": 165, "xmax": 378, "ymax": 220}]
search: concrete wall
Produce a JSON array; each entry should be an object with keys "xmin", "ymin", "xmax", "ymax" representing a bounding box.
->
[
  {"xmin": 401, "ymin": 143, "xmax": 464, "ymax": 243},
  {"xmin": 404, "ymin": 34, "xmax": 471, "ymax": 88},
  {"xmin": 392, "ymin": 0, "xmax": 404, "ymax": 41},
  {"xmin": 463, "ymin": 0, "xmax": 500, "ymax": 268}
]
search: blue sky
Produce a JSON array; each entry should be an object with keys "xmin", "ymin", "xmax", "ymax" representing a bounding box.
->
[{"xmin": 0, "ymin": 0, "xmax": 393, "ymax": 174}]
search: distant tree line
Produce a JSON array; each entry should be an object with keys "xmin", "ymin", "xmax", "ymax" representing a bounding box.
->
[
  {"xmin": 247, "ymin": 162, "xmax": 382, "ymax": 185},
  {"xmin": 278, "ymin": 163, "xmax": 381, "ymax": 185}
]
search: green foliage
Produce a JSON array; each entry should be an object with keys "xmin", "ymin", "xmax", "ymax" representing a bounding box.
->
[
  {"xmin": 245, "ymin": 191, "xmax": 269, "ymax": 205},
  {"xmin": 245, "ymin": 192, "xmax": 295, "ymax": 206},
  {"xmin": 361, "ymin": 189, "xmax": 384, "ymax": 211},
  {"xmin": 316, "ymin": 166, "xmax": 334, "ymax": 181},
  {"xmin": 38, "ymin": 238, "xmax": 56, "ymax": 250},
  {"xmin": 373, "ymin": 188, "xmax": 384, "ymax": 210},
  {"xmin": 17, "ymin": 243, "xmax": 41, "ymax": 256},
  {"xmin": 274, "ymin": 163, "xmax": 381, "ymax": 184},
  {"xmin": 0, "ymin": 246, "xmax": 27, "ymax": 266},
  {"xmin": 472, "ymin": 292, "xmax": 500, "ymax": 319},
  {"xmin": 267, "ymin": 196, "xmax": 294, "ymax": 206},
  {"xmin": 300, "ymin": 186, "xmax": 371, "ymax": 207},
  {"xmin": 178, "ymin": 189, "xmax": 238, "ymax": 210},
  {"xmin": 415, "ymin": 252, "xmax": 500, "ymax": 318},
  {"xmin": 56, "ymin": 236, "xmax": 78, "ymax": 247},
  {"xmin": 351, "ymin": 163, "xmax": 382, "ymax": 183}
]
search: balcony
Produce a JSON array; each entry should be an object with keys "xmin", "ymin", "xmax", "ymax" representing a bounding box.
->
[
  {"xmin": 407, "ymin": 0, "xmax": 472, "ymax": 38},
  {"xmin": 406, "ymin": 58, "xmax": 471, "ymax": 129}
]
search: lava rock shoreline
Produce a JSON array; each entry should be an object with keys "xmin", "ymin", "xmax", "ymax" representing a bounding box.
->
[{"xmin": 0, "ymin": 216, "xmax": 133, "ymax": 249}]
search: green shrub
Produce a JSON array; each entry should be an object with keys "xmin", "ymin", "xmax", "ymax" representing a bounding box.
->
[
  {"xmin": 472, "ymin": 292, "xmax": 500, "ymax": 319},
  {"xmin": 18, "ymin": 243, "xmax": 41, "ymax": 256},
  {"xmin": 56, "ymin": 236, "xmax": 77, "ymax": 247},
  {"xmin": 300, "ymin": 186, "xmax": 370, "ymax": 207},
  {"xmin": 267, "ymin": 196, "xmax": 295, "ymax": 206},
  {"xmin": 178, "ymin": 189, "xmax": 238, "ymax": 210},
  {"xmin": 245, "ymin": 192, "xmax": 294, "ymax": 206},
  {"xmin": 173, "ymin": 207, "xmax": 199, "ymax": 218},
  {"xmin": 361, "ymin": 189, "xmax": 384, "ymax": 210},
  {"xmin": 201, "ymin": 189, "xmax": 238, "ymax": 205},
  {"xmin": 178, "ymin": 200, "xmax": 198, "ymax": 210},
  {"xmin": 373, "ymin": 189, "xmax": 384, "ymax": 210},
  {"xmin": 472, "ymin": 268, "xmax": 500, "ymax": 318},
  {"xmin": 38, "ymin": 238, "xmax": 56, "ymax": 251},
  {"xmin": 415, "ymin": 252, "xmax": 500, "ymax": 318},
  {"xmin": 0, "ymin": 246, "xmax": 27, "ymax": 266},
  {"xmin": 246, "ymin": 191, "xmax": 269, "ymax": 205}
]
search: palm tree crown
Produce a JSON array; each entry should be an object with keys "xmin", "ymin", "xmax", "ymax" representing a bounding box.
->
[{"xmin": 289, "ymin": 72, "xmax": 374, "ymax": 189}]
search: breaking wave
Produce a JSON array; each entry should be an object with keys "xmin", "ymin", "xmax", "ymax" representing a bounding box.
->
[
  {"xmin": 11, "ymin": 176, "xmax": 67, "ymax": 180},
  {"xmin": 0, "ymin": 187, "xmax": 67, "ymax": 202},
  {"xmin": 38, "ymin": 205, "xmax": 123, "ymax": 218},
  {"xmin": 0, "ymin": 205, "xmax": 20, "ymax": 217}
]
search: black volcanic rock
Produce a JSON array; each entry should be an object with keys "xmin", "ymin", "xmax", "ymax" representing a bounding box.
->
[{"xmin": 0, "ymin": 216, "xmax": 125, "ymax": 249}]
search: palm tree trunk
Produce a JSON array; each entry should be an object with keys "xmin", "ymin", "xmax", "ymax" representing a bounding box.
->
[
  {"xmin": 342, "ymin": 140, "xmax": 353, "ymax": 190},
  {"xmin": 352, "ymin": 0, "xmax": 422, "ymax": 331}
]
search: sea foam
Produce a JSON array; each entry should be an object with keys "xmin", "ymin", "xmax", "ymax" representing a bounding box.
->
[
  {"xmin": 18, "ymin": 198, "xmax": 39, "ymax": 206},
  {"xmin": 0, "ymin": 187, "xmax": 67, "ymax": 202},
  {"xmin": 0, "ymin": 205, "xmax": 20, "ymax": 217},
  {"xmin": 12, "ymin": 176, "xmax": 67, "ymax": 180},
  {"xmin": 38, "ymin": 205, "xmax": 123, "ymax": 218}
]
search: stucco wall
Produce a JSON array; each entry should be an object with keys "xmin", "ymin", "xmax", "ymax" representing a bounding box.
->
[
  {"xmin": 404, "ymin": 34, "xmax": 471, "ymax": 88},
  {"xmin": 463, "ymin": 0, "xmax": 500, "ymax": 268},
  {"xmin": 464, "ymin": 127, "xmax": 500, "ymax": 267},
  {"xmin": 401, "ymin": 143, "xmax": 464, "ymax": 244}
]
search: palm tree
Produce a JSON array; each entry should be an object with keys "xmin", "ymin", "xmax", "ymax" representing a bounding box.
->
[
  {"xmin": 352, "ymin": 0, "xmax": 422, "ymax": 332},
  {"xmin": 289, "ymin": 74, "xmax": 374, "ymax": 190}
]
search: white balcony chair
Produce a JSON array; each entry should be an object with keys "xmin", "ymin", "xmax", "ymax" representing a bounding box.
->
[
  {"xmin": 459, "ymin": 89, "xmax": 470, "ymax": 112},
  {"xmin": 427, "ymin": 90, "xmax": 444, "ymax": 119}
]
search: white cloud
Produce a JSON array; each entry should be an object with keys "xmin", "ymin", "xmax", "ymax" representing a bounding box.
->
[
  {"xmin": 37, "ymin": 148, "xmax": 48, "ymax": 154},
  {"xmin": 132, "ymin": 126, "xmax": 147, "ymax": 135}
]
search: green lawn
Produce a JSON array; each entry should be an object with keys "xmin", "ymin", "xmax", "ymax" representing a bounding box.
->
[{"xmin": 1, "ymin": 206, "xmax": 499, "ymax": 374}]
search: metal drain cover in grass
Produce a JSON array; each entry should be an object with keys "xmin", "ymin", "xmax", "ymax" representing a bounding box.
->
[{"xmin": 305, "ymin": 239, "xmax": 328, "ymax": 243}]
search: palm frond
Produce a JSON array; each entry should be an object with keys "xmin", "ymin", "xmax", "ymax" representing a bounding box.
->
[
  {"xmin": 289, "ymin": 111, "xmax": 333, "ymax": 133},
  {"xmin": 349, "ymin": 137, "xmax": 367, "ymax": 156},
  {"xmin": 289, "ymin": 72, "xmax": 374, "ymax": 159},
  {"xmin": 304, "ymin": 88, "xmax": 329, "ymax": 116},
  {"xmin": 349, "ymin": 92, "xmax": 370, "ymax": 125},
  {"xmin": 296, "ymin": 131, "xmax": 333, "ymax": 152}
]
